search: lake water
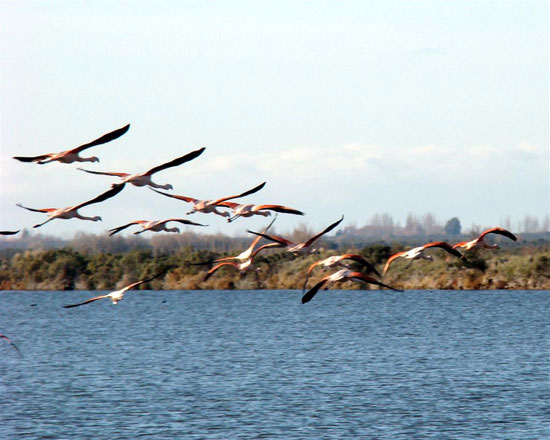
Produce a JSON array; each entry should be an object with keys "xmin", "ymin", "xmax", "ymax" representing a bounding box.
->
[{"xmin": 1, "ymin": 289, "xmax": 548, "ymax": 439}]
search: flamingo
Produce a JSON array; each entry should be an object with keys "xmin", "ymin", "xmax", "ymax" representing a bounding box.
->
[
  {"xmin": 63, "ymin": 270, "xmax": 166, "ymax": 308},
  {"xmin": 382, "ymin": 241, "xmax": 463, "ymax": 276},
  {"xmin": 247, "ymin": 215, "xmax": 344, "ymax": 255},
  {"xmin": 215, "ymin": 199, "xmax": 304, "ymax": 222},
  {"xmin": 202, "ymin": 217, "xmax": 281, "ymax": 280},
  {"xmin": 77, "ymin": 147, "xmax": 205, "ymax": 190},
  {"xmin": 302, "ymin": 253, "xmax": 380, "ymax": 292},
  {"xmin": 0, "ymin": 230, "xmax": 20, "ymax": 235},
  {"xmin": 16, "ymin": 183, "xmax": 125, "ymax": 228},
  {"xmin": 0, "ymin": 333, "xmax": 22, "ymax": 356},
  {"xmin": 302, "ymin": 269, "xmax": 401, "ymax": 304},
  {"xmin": 452, "ymin": 227, "xmax": 517, "ymax": 251},
  {"xmin": 108, "ymin": 218, "xmax": 207, "ymax": 236},
  {"xmin": 13, "ymin": 124, "xmax": 130, "ymax": 164},
  {"xmin": 150, "ymin": 182, "xmax": 266, "ymax": 218}
]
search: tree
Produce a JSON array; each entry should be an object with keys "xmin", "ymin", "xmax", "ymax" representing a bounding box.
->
[{"xmin": 444, "ymin": 217, "xmax": 461, "ymax": 235}]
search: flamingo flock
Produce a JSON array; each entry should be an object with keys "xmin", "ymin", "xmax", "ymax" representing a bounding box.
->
[{"xmin": 1, "ymin": 123, "xmax": 520, "ymax": 354}]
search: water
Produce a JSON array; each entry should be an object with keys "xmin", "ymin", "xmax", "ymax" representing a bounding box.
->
[{"xmin": 1, "ymin": 289, "xmax": 548, "ymax": 439}]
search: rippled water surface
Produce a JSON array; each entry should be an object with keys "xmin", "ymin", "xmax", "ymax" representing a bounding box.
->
[{"xmin": 1, "ymin": 289, "xmax": 549, "ymax": 439}]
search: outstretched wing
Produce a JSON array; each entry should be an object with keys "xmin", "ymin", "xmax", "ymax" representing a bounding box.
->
[
  {"xmin": 144, "ymin": 147, "xmax": 206, "ymax": 176},
  {"xmin": 253, "ymin": 204, "xmax": 305, "ymax": 216},
  {"xmin": 13, "ymin": 154, "xmax": 53, "ymax": 163},
  {"xmin": 422, "ymin": 241, "xmax": 463, "ymax": 259},
  {"xmin": 211, "ymin": 182, "xmax": 266, "ymax": 205},
  {"xmin": 71, "ymin": 183, "xmax": 125, "ymax": 211},
  {"xmin": 341, "ymin": 254, "xmax": 381, "ymax": 278},
  {"xmin": 63, "ymin": 294, "xmax": 109, "ymax": 308},
  {"xmin": 69, "ymin": 124, "xmax": 130, "ymax": 153},
  {"xmin": 247, "ymin": 230, "xmax": 294, "ymax": 247},
  {"xmin": 108, "ymin": 220, "xmax": 142, "ymax": 236},
  {"xmin": 301, "ymin": 278, "xmax": 330, "ymax": 304},
  {"xmin": 77, "ymin": 168, "xmax": 130, "ymax": 178},
  {"xmin": 349, "ymin": 272, "xmax": 402, "ymax": 292},
  {"xmin": 478, "ymin": 227, "xmax": 517, "ymax": 242},
  {"xmin": 204, "ymin": 262, "xmax": 239, "ymax": 281},
  {"xmin": 165, "ymin": 218, "xmax": 208, "ymax": 227},
  {"xmin": 149, "ymin": 189, "xmax": 198, "ymax": 204},
  {"xmin": 304, "ymin": 215, "xmax": 344, "ymax": 247},
  {"xmin": 16, "ymin": 203, "xmax": 56, "ymax": 213},
  {"xmin": 382, "ymin": 251, "xmax": 407, "ymax": 276},
  {"xmin": 0, "ymin": 334, "xmax": 22, "ymax": 356},
  {"xmin": 0, "ymin": 230, "xmax": 20, "ymax": 235}
]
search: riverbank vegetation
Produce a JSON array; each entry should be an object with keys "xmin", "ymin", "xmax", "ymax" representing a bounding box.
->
[{"xmin": 1, "ymin": 231, "xmax": 548, "ymax": 291}]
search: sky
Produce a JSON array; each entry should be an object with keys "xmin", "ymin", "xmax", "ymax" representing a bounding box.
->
[{"xmin": 1, "ymin": 0, "xmax": 548, "ymax": 238}]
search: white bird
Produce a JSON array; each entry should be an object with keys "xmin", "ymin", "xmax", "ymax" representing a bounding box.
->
[
  {"xmin": 13, "ymin": 124, "xmax": 130, "ymax": 164},
  {"xmin": 150, "ymin": 182, "xmax": 266, "ymax": 218},
  {"xmin": 302, "ymin": 253, "xmax": 380, "ymax": 292},
  {"xmin": 108, "ymin": 218, "xmax": 207, "ymax": 236},
  {"xmin": 63, "ymin": 271, "xmax": 166, "ymax": 308},
  {"xmin": 452, "ymin": 227, "xmax": 517, "ymax": 251},
  {"xmin": 78, "ymin": 147, "xmax": 205, "ymax": 190},
  {"xmin": 17, "ymin": 183, "xmax": 125, "ymax": 228},
  {"xmin": 383, "ymin": 241, "xmax": 463, "ymax": 276},
  {"xmin": 302, "ymin": 269, "xmax": 401, "ymax": 304},
  {"xmin": 248, "ymin": 215, "xmax": 344, "ymax": 255}
]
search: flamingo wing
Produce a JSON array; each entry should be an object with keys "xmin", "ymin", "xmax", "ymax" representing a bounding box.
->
[
  {"xmin": 165, "ymin": 219, "xmax": 208, "ymax": 227},
  {"xmin": 149, "ymin": 189, "xmax": 198, "ymax": 204},
  {"xmin": 247, "ymin": 230, "xmax": 294, "ymax": 247},
  {"xmin": 348, "ymin": 272, "xmax": 402, "ymax": 292},
  {"xmin": 78, "ymin": 168, "xmax": 130, "ymax": 178},
  {"xmin": 108, "ymin": 221, "xmax": 142, "ymax": 236},
  {"xmin": 71, "ymin": 183, "xmax": 125, "ymax": 211},
  {"xmin": 216, "ymin": 201, "xmax": 240, "ymax": 209},
  {"xmin": 452, "ymin": 241, "xmax": 469, "ymax": 249},
  {"xmin": 341, "ymin": 254, "xmax": 381, "ymax": 277},
  {"xmin": 0, "ymin": 334, "xmax": 22, "ymax": 356},
  {"xmin": 478, "ymin": 227, "xmax": 517, "ymax": 242},
  {"xmin": 13, "ymin": 154, "xmax": 53, "ymax": 163},
  {"xmin": 301, "ymin": 278, "xmax": 330, "ymax": 304},
  {"xmin": 0, "ymin": 230, "xmax": 20, "ymax": 235},
  {"xmin": 211, "ymin": 182, "xmax": 267, "ymax": 205},
  {"xmin": 251, "ymin": 242, "xmax": 283, "ymax": 258},
  {"xmin": 16, "ymin": 203, "xmax": 56, "ymax": 213},
  {"xmin": 204, "ymin": 262, "xmax": 239, "ymax": 281},
  {"xmin": 120, "ymin": 269, "xmax": 169, "ymax": 291},
  {"xmin": 382, "ymin": 251, "xmax": 407, "ymax": 276},
  {"xmin": 304, "ymin": 215, "xmax": 344, "ymax": 247},
  {"xmin": 63, "ymin": 294, "xmax": 110, "ymax": 308},
  {"xmin": 253, "ymin": 204, "xmax": 305, "ymax": 216},
  {"xmin": 144, "ymin": 147, "xmax": 205, "ymax": 176},
  {"xmin": 422, "ymin": 241, "xmax": 463, "ymax": 258},
  {"xmin": 69, "ymin": 124, "xmax": 130, "ymax": 153}
]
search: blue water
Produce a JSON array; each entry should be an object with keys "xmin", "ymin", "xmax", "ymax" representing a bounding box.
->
[{"xmin": 0, "ymin": 290, "xmax": 548, "ymax": 439}]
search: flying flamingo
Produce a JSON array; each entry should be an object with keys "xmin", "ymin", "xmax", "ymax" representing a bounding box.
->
[
  {"xmin": 63, "ymin": 270, "xmax": 167, "ymax": 308},
  {"xmin": 150, "ymin": 182, "xmax": 267, "ymax": 218},
  {"xmin": 202, "ymin": 218, "xmax": 281, "ymax": 281},
  {"xmin": 302, "ymin": 269, "xmax": 402, "ymax": 304},
  {"xmin": 382, "ymin": 241, "xmax": 463, "ymax": 276},
  {"xmin": 302, "ymin": 253, "xmax": 380, "ymax": 292},
  {"xmin": 247, "ymin": 215, "xmax": 344, "ymax": 255},
  {"xmin": 0, "ymin": 230, "xmax": 20, "ymax": 235},
  {"xmin": 452, "ymin": 227, "xmax": 517, "ymax": 251},
  {"xmin": 108, "ymin": 218, "xmax": 207, "ymax": 236},
  {"xmin": 13, "ymin": 124, "xmax": 130, "ymax": 164},
  {"xmin": 215, "ymin": 198, "xmax": 304, "ymax": 222},
  {"xmin": 1, "ymin": 333, "xmax": 22, "ymax": 356},
  {"xmin": 16, "ymin": 183, "xmax": 125, "ymax": 228},
  {"xmin": 77, "ymin": 147, "xmax": 205, "ymax": 190}
]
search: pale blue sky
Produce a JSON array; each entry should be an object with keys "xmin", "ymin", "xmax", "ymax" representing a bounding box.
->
[{"xmin": 1, "ymin": 0, "xmax": 548, "ymax": 237}]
